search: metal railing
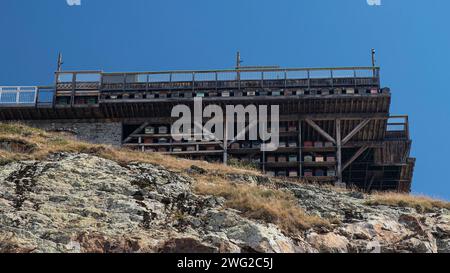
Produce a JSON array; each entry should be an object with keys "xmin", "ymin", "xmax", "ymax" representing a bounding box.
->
[
  {"xmin": 55, "ymin": 66, "xmax": 380, "ymax": 92},
  {"xmin": 0, "ymin": 86, "xmax": 37, "ymax": 105}
]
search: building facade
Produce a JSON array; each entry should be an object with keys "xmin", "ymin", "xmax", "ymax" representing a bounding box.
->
[{"xmin": 0, "ymin": 65, "xmax": 415, "ymax": 192}]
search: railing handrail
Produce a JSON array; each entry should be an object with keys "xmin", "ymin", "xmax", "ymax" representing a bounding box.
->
[
  {"xmin": 0, "ymin": 86, "xmax": 38, "ymax": 91},
  {"xmin": 100, "ymin": 66, "xmax": 380, "ymax": 76},
  {"xmin": 54, "ymin": 66, "xmax": 379, "ymax": 76},
  {"xmin": 0, "ymin": 86, "xmax": 38, "ymax": 104}
]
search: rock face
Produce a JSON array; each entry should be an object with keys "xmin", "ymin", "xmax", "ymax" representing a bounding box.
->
[{"xmin": 0, "ymin": 153, "xmax": 448, "ymax": 253}]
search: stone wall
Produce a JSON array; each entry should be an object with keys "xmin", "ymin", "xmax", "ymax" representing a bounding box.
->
[{"xmin": 26, "ymin": 120, "xmax": 122, "ymax": 146}]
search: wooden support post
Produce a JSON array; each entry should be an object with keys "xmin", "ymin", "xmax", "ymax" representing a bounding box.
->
[
  {"xmin": 305, "ymin": 119, "xmax": 336, "ymax": 144},
  {"xmin": 298, "ymin": 119, "xmax": 303, "ymax": 178},
  {"xmin": 342, "ymin": 118, "xmax": 371, "ymax": 145},
  {"xmin": 262, "ymin": 150, "xmax": 266, "ymax": 174},
  {"xmin": 71, "ymin": 73, "xmax": 76, "ymax": 107},
  {"xmin": 223, "ymin": 115, "xmax": 228, "ymax": 165},
  {"xmin": 336, "ymin": 119, "xmax": 343, "ymax": 184},
  {"xmin": 342, "ymin": 145, "xmax": 369, "ymax": 171}
]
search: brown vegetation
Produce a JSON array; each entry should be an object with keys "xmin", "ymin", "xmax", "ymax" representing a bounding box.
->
[
  {"xmin": 365, "ymin": 192, "xmax": 450, "ymax": 212},
  {"xmin": 194, "ymin": 175, "xmax": 330, "ymax": 233}
]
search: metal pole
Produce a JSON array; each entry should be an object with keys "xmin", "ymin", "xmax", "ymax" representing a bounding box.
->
[
  {"xmin": 57, "ymin": 53, "xmax": 63, "ymax": 72},
  {"xmin": 371, "ymin": 48, "xmax": 376, "ymax": 78}
]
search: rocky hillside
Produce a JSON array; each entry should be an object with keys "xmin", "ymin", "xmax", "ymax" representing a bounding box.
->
[{"xmin": 0, "ymin": 123, "xmax": 449, "ymax": 253}]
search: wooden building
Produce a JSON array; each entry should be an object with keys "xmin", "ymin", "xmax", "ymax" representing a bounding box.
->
[{"xmin": 0, "ymin": 65, "xmax": 415, "ymax": 192}]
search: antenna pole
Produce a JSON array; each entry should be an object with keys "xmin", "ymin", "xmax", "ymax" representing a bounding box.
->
[
  {"xmin": 236, "ymin": 51, "xmax": 242, "ymax": 81},
  {"xmin": 371, "ymin": 48, "xmax": 376, "ymax": 78},
  {"xmin": 236, "ymin": 51, "xmax": 241, "ymax": 69},
  {"xmin": 57, "ymin": 53, "xmax": 64, "ymax": 72},
  {"xmin": 371, "ymin": 48, "xmax": 376, "ymax": 67}
]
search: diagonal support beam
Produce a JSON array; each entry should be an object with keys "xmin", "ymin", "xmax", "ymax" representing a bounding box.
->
[
  {"xmin": 123, "ymin": 122, "xmax": 149, "ymax": 144},
  {"xmin": 343, "ymin": 145, "xmax": 370, "ymax": 171},
  {"xmin": 342, "ymin": 118, "xmax": 371, "ymax": 145},
  {"xmin": 305, "ymin": 119, "xmax": 336, "ymax": 144}
]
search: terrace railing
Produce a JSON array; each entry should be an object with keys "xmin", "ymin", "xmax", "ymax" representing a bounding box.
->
[
  {"xmin": 54, "ymin": 67, "xmax": 380, "ymax": 93},
  {"xmin": 0, "ymin": 86, "xmax": 37, "ymax": 105}
]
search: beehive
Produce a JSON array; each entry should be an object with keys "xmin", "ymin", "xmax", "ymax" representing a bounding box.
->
[
  {"xmin": 144, "ymin": 138, "xmax": 155, "ymax": 144},
  {"xmin": 267, "ymin": 156, "xmax": 276, "ymax": 163},
  {"xmin": 315, "ymin": 169, "xmax": 325, "ymax": 177},
  {"xmin": 304, "ymin": 155, "xmax": 313, "ymax": 162},
  {"xmin": 241, "ymin": 142, "xmax": 251, "ymax": 149},
  {"xmin": 234, "ymin": 91, "xmax": 243, "ymax": 97},
  {"xmin": 145, "ymin": 127, "xmax": 155, "ymax": 134},
  {"xmin": 327, "ymin": 169, "xmax": 337, "ymax": 177},
  {"xmin": 324, "ymin": 142, "xmax": 334, "ymax": 147},
  {"xmin": 326, "ymin": 156, "xmax": 336, "ymax": 162},
  {"xmin": 315, "ymin": 155, "xmax": 325, "ymax": 162},
  {"xmin": 289, "ymin": 155, "xmax": 298, "ymax": 162},
  {"xmin": 304, "ymin": 169, "xmax": 313, "ymax": 177},
  {"xmin": 289, "ymin": 171, "xmax": 298, "ymax": 177},
  {"xmin": 158, "ymin": 138, "xmax": 168, "ymax": 143},
  {"xmin": 278, "ymin": 156, "xmax": 287, "ymax": 163},
  {"xmin": 158, "ymin": 126, "xmax": 169, "ymax": 134},
  {"xmin": 252, "ymin": 142, "xmax": 261, "ymax": 148},
  {"xmin": 230, "ymin": 143, "xmax": 240, "ymax": 149},
  {"xmin": 304, "ymin": 141, "xmax": 314, "ymax": 147},
  {"xmin": 314, "ymin": 141, "xmax": 324, "ymax": 148}
]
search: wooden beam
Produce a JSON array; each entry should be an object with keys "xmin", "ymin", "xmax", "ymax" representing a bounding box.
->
[
  {"xmin": 298, "ymin": 119, "xmax": 303, "ymax": 178},
  {"xmin": 305, "ymin": 119, "xmax": 336, "ymax": 144},
  {"xmin": 336, "ymin": 119, "xmax": 342, "ymax": 183},
  {"xmin": 343, "ymin": 145, "xmax": 370, "ymax": 171},
  {"xmin": 223, "ymin": 115, "xmax": 228, "ymax": 165},
  {"xmin": 123, "ymin": 122, "xmax": 149, "ymax": 144},
  {"xmin": 342, "ymin": 118, "xmax": 371, "ymax": 145}
]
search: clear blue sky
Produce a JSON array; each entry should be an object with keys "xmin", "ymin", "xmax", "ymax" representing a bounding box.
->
[{"xmin": 1, "ymin": 0, "xmax": 449, "ymax": 200}]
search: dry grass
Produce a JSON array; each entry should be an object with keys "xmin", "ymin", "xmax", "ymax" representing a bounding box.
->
[
  {"xmin": 0, "ymin": 123, "xmax": 330, "ymax": 233},
  {"xmin": 365, "ymin": 192, "xmax": 450, "ymax": 212},
  {"xmin": 0, "ymin": 123, "xmax": 258, "ymax": 176},
  {"xmin": 194, "ymin": 176, "xmax": 329, "ymax": 233}
]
